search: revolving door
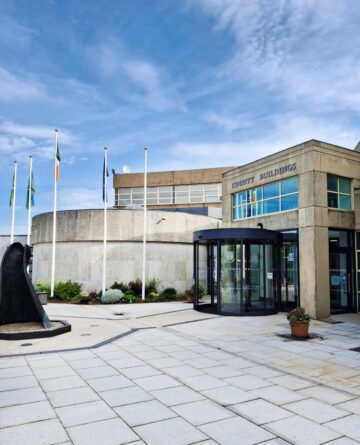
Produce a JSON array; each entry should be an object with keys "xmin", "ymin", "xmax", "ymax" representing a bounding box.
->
[{"xmin": 194, "ymin": 228, "xmax": 280, "ymax": 315}]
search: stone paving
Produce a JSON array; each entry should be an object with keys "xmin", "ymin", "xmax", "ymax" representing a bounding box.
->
[{"xmin": 1, "ymin": 307, "xmax": 360, "ymax": 444}]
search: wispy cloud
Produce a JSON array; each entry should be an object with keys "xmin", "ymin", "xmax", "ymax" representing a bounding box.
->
[
  {"xmin": 188, "ymin": 0, "xmax": 360, "ymax": 112},
  {"xmin": 203, "ymin": 111, "xmax": 253, "ymax": 131},
  {"xmin": 0, "ymin": 68, "xmax": 44, "ymax": 101}
]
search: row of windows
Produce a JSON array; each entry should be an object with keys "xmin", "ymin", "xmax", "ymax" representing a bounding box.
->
[
  {"xmin": 233, "ymin": 177, "xmax": 298, "ymax": 220},
  {"xmin": 115, "ymin": 183, "xmax": 222, "ymax": 206},
  {"xmin": 232, "ymin": 174, "xmax": 353, "ymax": 221}
]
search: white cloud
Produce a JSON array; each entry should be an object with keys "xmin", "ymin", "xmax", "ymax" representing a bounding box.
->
[
  {"xmin": 58, "ymin": 187, "xmax": 113, "ymax": 210},
  {"xmin": 203, "ymin": 111, "xmax": 253, "ymax": 131},
  {"xmin": 0, "ymin": 68, "xmax": 43, "ymax": 101},
  {"xmin": 152, "ymin": 113, "xmax": 358, "ymax": 171}
]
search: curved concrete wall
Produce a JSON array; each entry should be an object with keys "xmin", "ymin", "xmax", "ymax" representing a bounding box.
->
[{"xmin": 32, "ymin": 209, "xmax": 220, "ymax": 292}]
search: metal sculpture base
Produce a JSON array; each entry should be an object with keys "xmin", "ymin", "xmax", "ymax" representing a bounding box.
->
[{"xmin": 0, "ymin": 319, "xmax": 71, "ymax": 340}]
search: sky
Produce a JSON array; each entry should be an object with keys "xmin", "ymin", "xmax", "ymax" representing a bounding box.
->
[{"xmin": 0, "ymin": 0, "xmax": 360, "ymax": 234}]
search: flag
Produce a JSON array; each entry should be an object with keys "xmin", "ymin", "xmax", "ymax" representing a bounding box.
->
[
  {"xmin": 103, "ymin": 153, "xmax": 109, "ymax": 202},
  {"xmin": 55, "ymin": 140, "xmax": 61, "ymax": 181},
  {"xmin": 9, "ymin": 172, "xmax": 15, "ymax": 207},
  {"xmin": 26, "ymin": 172, "xmax": 35, "ymax": 209}
]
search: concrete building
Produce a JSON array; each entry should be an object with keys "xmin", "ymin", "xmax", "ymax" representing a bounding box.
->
[
  {"xmin": 113, "ymin": 166, "xmax": 233, "ymax": 211},
  {"xmin": 193, "ymin": 140, "xmax": 360, "ymax": 319},
  {"xmin": 31, "ymin": 209, "xmax": 220, "ymax": 292},
  {"xmin": 29, "ymin": 139, "xmax": 360, "ymax": 319}
]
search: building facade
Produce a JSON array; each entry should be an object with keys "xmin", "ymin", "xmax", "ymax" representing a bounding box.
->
[
  {"xmin": 113, "ymin": 166, "xmax": 233, "ymax": 210},
  {"xmin": 216, "ymin": 140, "xmax": 360, "ymax": 319},
  {"xmin": 31, "ymin": 209, "xmax": 220, "ymax": 292}
]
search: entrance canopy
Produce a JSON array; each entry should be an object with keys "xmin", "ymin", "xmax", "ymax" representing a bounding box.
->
[{"xmin": 193, "ymin": 228, "xmax": 281, "ymax": 316}]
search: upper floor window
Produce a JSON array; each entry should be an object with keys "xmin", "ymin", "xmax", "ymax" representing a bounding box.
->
[
  {"xmin": 327, "ymin": 175, "xmax": 351, "ymax": 210},
  {"xmin": 115, "ymin": 183, "xmax": 222, "ymax": 206},
  {"xmin": 233, "ymin": 176, "xmax": 298, "ymax": 220}
]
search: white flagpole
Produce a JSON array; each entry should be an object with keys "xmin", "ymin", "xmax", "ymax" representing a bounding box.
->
[
  {"xmin": 50, "ymin": 129, "xmax": 58, "ymax": 298},
  {"xmin": 102, "ymin": 146, "xmax": 108, "ymax": 296},
  {"xmin": 10, "ymin": 161, "xmax": 17, "ymax": 244},
  {"xmin": 27, "ymin": 155, "xmax": 33, "ymax": 245},
  {"xmin": 141, "ymin": 147, "xmax": 148, "ymax": 301}
]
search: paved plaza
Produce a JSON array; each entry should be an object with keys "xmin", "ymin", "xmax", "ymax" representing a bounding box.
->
[{"xmin": 1, "ymin": 303, "xmax": 360, "ymax": 444}]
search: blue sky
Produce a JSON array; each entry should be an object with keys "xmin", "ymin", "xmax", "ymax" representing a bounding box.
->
[{"xmin": 0, "ymin": 0, "xmax": 360, "ymax": 234}]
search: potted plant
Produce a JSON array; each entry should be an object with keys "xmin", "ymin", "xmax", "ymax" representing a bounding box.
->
[
  {"xmin": 185, "ymin": 289, "xmax": 193, "ymax": 303},
  {"xmin": 287, "ymin": 307, "xmax": 311, "ymax": 338}
]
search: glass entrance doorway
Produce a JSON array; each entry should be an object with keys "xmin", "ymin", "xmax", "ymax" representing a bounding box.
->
[
  {"xmin": 328, "ymin": 230, "xmax": 355, "ymax": 313},
  {"xmin": 194, "ymin": 228, "xmax": 280, "ymax": 316}
]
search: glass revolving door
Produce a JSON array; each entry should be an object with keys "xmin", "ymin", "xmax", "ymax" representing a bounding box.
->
[{"xmin": 194, "ymin": 228, "xmax": 279, "ymax": 316}]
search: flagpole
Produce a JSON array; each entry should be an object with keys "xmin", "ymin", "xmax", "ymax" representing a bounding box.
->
[
  {"xmin": 27, "ymin": 155, "xmax": 33, "ymax": 245},
  {"xmin": 50, "ymin": 129, "xmax": 58, "ymax": 298},
  {"xmin": 10, "ymin": 161, "xmax": 17, "ymax": 244},
  {"xmin": 102, "ymin": 146, "xmax": 108, "ymax": 296},
  {"xmin": 141, "ymin": 147, "xmax": 148, "ymax": 301}
]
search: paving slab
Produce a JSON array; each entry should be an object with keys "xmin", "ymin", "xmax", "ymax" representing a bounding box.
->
[
  {"xmin": 199, "ymin": 416, "xmax": 274, "ymax": 445},
  {"xmin": 47, "ymin": 386, "xmax": 100, "ymax": 408},
  {"xmin": 114, "ymin": 399, "xmax": 177, "ymax": 426},
  {"xmin": 0, "ymin": 375, "xmax": 38, "ymax": 392},
  {"xmin": 55, "ymin": 400, "xmax": 116, "ymax": 427},
  {"xmin": 134, "ymin": 417, "xmax": 206, "ymax": 445},
  {"xmin": 86, "ymin": 374, "xmax": 133, "ymax": 392},
  {"xmin": 0, "ymin": 400, "xmax": 55, "ymax": 428},
  {"xmin": 76, "ymin": 365, "xmax": 118, "ymax": 380},
  {"xmin": 165, "ymin": 365, "xmax": 204, "ymax": 378},
  {"xmin": 201, "ymin": 385, "xmax": 257, "ymax": 405},
  {"xmin": 100, "ymin": 386, "xmax": 153, "ymax": 406},
  {"xmin": 0, "ymin": 386, "xmax": 46, "ymax": 408},
  {"xmin": 119, "ymin": 364, "xmax": 162, "ymax": 379},
  {"xmin": 283, "ymin": 398, "xmax": 350, "ymax": 423},
  {"xmin": 151, "ymin": 385, "xmax": 205, "ymax": 406},
  {"xmin": 172, "ymin": 399, "xmax": 235, "ymax": 426},
  {"xmin": 39, "ymin": 375, "xmax": 87, "ymax": 392},
  {"xmin": 324, "ymin": 414, "xmax": 360, "ymax": 441},
  {"xmin": 180, "ymin": 375, "xmax": 228, "ymax": 391},
  {"xmin": 229, "ymin": 399, "xmax": 294, "ymax": 425},
  {"xmin": 67, "ymin": 417, "xmax": 138, "ymax": 445},
  {"xmin": 251, "ymin": 385, "xmax": 305, "ymax": 405},
  {"xmin": 225, "ymin": 374, "xmax": 272, "ymax": 390},
  {"xmin": 298, "ymin": 385, "xmax": 357, "ymax": 404},
  {"xmin": 268, "ymin": 374, "xmax": 317, "ymax": 390},
  {"xmin": 0, "ymin": 418, "xmax": 69, "ymax": 445},
  {"xmin": 133, "ymin": 374, "xmax": 181, "ymax": 391},
  {"xmin": 264, "ymin": 415, "xmax": 342, "ymax": 444}
]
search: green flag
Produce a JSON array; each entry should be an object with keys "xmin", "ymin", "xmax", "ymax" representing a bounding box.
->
[
  {"xmin": 9, "ymin": 173, "xmax": 15, "ymax": 207},
  {"xmin": 26, "ymin": 172, "xmax": 35, "ymax": 209}
]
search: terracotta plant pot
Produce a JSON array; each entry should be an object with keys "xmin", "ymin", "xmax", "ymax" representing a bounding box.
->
[
  {"xmin": 290, "ymin": 321, "xmax": 309, "ymax": 338},
  {"xmin": 186, "ymin": 293, "xmax": 193, "ymax": 303}
]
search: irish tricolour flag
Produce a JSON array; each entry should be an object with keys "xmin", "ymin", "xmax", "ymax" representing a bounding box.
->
[{"xmin": 55, "ymin": 139, "xmax": 61, "ymax": 181}]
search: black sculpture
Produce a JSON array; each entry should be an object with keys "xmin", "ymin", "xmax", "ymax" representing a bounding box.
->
[{"xmin": 0, "ymin": 243, "xmax": 52, "ymax": 329}]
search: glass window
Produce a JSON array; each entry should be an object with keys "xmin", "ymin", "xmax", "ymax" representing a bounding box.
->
[
  {"xmin": 263, "ymin": 198, "xmax": 280, "ymax": 214},
  {"xmin": 327, "ymin": 175, "xmax": 338, "ymax": 192},
  {"xmin": 233, "ymin": 176, "xmax": 298, "ymax": 220},
  {"xmin": 281, "ymin": 177, "xmax": 298, "ymax": 195},
  {"xmin": 281, "ymin": 194, "xmax": 298, "ymax": 211},
  {"xmin": 263, "ymin": 182, "xmax": 279, "ymax": 199},
  {"xmin": 327, "ymin": 175, "xmax": 352, "ymax": 210}
]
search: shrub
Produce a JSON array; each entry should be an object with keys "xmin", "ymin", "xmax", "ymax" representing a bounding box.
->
[
  {"xmin": 175, "ymin": 292, "xmax": 186, "ymax": 301},
  {"xmin": 121, "ymin": 293, "xmax": 137, "ymax": 304},
  {"xmin": 128, "ymin": 278, "xmax": 142, "ymax": 296},
  {"xmin": 101, "ymin": 288, "xmax": 123, "ymax": 304},
  {"xmin": 161, "ymin": 287, "xmax": 177, "ymax": 301},
  {"xmin": 124, "ymin": 290, "xmax": 136, "ymax": 297},
  {"xmin": 145, "ymin": 277, "xmax": 161, "ymax": 295},
  {"xmin": 35, "ymin": 279, "xmax": 50, "ymax": 295},
  {"xmin": 146, "ymin": 291, "xmax": 159, "ymax": 302},
  {"xmin": 110, "ymin": 281, "xmax": 129, "ymax": 293},
  {"xmin": 54, "ymin": 280, "xmax": 82, "ymax": 301}
]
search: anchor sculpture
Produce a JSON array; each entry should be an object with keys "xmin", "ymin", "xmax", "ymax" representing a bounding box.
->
[{"xmin": 0, "ymin": 242, "xmax": 52, "ymax": 329}]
